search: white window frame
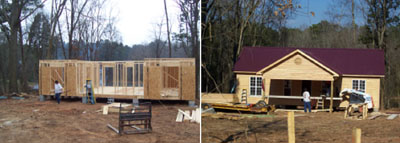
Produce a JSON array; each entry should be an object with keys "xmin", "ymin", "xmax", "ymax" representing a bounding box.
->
[
  {"xmin": 352, "ymin": 79, "xmax": 366, "ymax": 93},
  {"xmin": 249, "ymin": 76, "xmax": 263, "ymax": 96}
]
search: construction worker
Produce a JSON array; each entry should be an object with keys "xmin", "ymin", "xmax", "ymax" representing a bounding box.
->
[
  {"xmin": 54, "ymin": 80, "xmax": 63, "ymax": 104},
  {"xmin": 84, "ymin": 79, "xmax": 95, "ymax": 104},
  {"xmin": 303, "ymin": 88, "xmax": 311, "ymax": 113}
]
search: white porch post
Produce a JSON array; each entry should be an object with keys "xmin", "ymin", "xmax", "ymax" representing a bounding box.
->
[{"xmin": 329, "ymin": 80, "xmax": 334, "ymax": 113}]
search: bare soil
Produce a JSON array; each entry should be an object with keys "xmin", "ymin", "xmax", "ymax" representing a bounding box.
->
[
  {"xmin": 202, "ymin": 110, "xmax": 400, "ymax": 143},
  {"xmin": 0, "ymin": 95, "xmax": 199, "ymax": 143}
]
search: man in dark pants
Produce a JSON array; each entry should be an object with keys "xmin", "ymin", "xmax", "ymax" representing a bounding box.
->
[
  {"xmin": 84, "ymin": 79, "xmax": 95, "ymax": 104},
  {"xmin": 54, "ymin": 80, "xmax": 63, "ymax": 104},
  {"xmin": 303, "ymin": 88, "xmax": 311, "ymax": 113}
]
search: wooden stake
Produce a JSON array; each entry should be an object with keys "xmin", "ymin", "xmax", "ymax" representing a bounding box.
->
[
  {"xmin": 288, "ymin": 111, "xmax": 295, "ymax": 143},
  {"xmin": 352, "ymin": 128, "xmax": 361, "ymax": 143},
  {"xmin": 329, "ymin": 80, "xmax": 334, "ymax": 113}
]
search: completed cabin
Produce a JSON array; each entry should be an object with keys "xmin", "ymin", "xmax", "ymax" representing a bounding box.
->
[{"xmin": 234, "ymin": 47, "xmax": 385, "ymax": 111}]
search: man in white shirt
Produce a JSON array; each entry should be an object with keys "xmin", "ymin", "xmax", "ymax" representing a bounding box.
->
[
  {"xmin": 303, "ymin": 88, "xmax": 311, "ymax": 113},
  {"xmin": 54, "ymin": 80, "xmax": 63, "ymax": 104}
]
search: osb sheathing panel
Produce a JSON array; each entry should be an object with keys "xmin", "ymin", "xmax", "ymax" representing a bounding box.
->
[
  {"xmin": 181, "ymin": 66, "xmax": 195, "ymax": 100},
  {"xmin": 41, "ymin": 67, "xmax": 51, "ymax": 95},
  {"xmin": 145, "ymin": 66, "xmax": 162, "ymax": 99},
  {"xmin": 65, "ymin": 63, "xmax": 77, "ymax": 96}
]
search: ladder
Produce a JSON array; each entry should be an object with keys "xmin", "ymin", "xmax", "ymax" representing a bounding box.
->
[
  {"xmin": 85, "ymin": 80, "xmax": 96, "ymax": 104},
  {"xmin": 241, "ymin": 89, "xmax": 247, "ymax": 104},
  {"xmin": 315, "ymin": 97, "xmax": 324, "ymax": 109}
]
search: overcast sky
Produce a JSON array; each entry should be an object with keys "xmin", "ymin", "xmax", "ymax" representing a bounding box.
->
[
  {"xmin": 44, "ymin": 0, "xmax": 181, "ymax": 46},
  {"xmin": 114, "ymin": 0, "xmax": 181, "ymax": 46}
]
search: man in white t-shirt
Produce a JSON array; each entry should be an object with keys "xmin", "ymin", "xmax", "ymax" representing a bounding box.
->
[
  {"xmin": 303, "ymin": 88, "xmax": 311, "ymax": 113},
  {"xmin": 54, "ymin": 80, "xmax": 63, "ymax": 104}
]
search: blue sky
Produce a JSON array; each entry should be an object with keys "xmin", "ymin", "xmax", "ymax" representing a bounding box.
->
[{"xmin": 286, "ymin": 0, "xmax": 366, "ymax": 28}]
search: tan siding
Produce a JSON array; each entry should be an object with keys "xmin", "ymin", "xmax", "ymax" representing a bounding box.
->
[
  {"xmin": 340, "ymin": 77, "xmax": 381, "ymax": 109},
  {"xmin": 235, "ymin": 74, "xmax": 265, "ymax": 104},
  {"xmin": 263, "ymin": 54, "xmax": 334, "ymax": 81}
]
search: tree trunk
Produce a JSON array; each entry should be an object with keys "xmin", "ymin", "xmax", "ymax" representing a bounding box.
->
[
  {"xmin": 352, "ymin": 0, "xmax": 356, "ymax": 43},
  {"xmin": 19, "ymin": 23, "xmax": 29, "ymax": 91},
  {"xmin": 163, "ymin": 0, "xmax": 172, "ymax": 58},
  {"xmin": 8, "ymin": 1, "xmax": 21, "ymax": 93}
]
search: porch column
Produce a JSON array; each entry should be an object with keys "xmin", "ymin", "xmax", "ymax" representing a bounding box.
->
[
  {"xmin": 329, "ymin": 80, "xmax": 334, "ymax": 113},
  {"xmin": 263, "ymin": 78, "xmax": 271, "ymax": 104}
]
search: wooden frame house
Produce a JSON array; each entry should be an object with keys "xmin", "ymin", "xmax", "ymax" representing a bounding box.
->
[
  {"xmin": 39, "ymin": 58, "xmax": 195, "ymax": 101},
  {"xmin": 233, "ymin": 47, "xmax": 385, "ymax": 111}
]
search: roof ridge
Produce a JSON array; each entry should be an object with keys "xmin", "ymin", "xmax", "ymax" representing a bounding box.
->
[{"xmin": 243, "ymin": 46, "xmax": 384, "ymax": 51}]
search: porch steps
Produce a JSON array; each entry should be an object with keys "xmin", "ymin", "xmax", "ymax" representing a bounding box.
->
[{"xmin": 315, "ymin": 99, "xmax": 324, "ymax": 109}]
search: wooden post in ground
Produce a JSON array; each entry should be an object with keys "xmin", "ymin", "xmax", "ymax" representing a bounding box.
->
[
  {"xmin": 352, "ymin": 128, "xmax": 361, "ymax": 143},
  {"xmin": 329, "ymin": 80, "xmax": 334, "ymax": 113},
  {"xmin": 288, "ymin": 111, "xmax": 295, "ymax": 143}
]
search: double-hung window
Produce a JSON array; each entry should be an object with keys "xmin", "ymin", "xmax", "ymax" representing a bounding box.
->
[
  {"xmin": 249, "ymin": 77, "xmax": 263, "ymax": 96},
  {"xmin": 352, "ymin": 80, "xmax": 366, "ymax": 93}
]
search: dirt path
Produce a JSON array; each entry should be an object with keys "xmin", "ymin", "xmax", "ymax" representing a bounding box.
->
[
  {"xmin": 202, "ymin": 111, "xmax": 400, "ymax": 143},
  {"xmin": 0, "ymin": 96, "xmax": 199, "ymax": 143}
]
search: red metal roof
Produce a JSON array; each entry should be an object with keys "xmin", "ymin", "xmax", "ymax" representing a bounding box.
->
[{"xmin": 233, "ymin": 47, "xmax": 385, "ymax": 75}]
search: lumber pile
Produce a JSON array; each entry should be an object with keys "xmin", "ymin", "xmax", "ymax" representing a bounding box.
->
[
  {"xmin": 176, "ymin": 108, "xmax": 201, "ymax": 123},
  {"xmin": 102, "ymin": 103, "xmax": 132, "ymax": 115}
]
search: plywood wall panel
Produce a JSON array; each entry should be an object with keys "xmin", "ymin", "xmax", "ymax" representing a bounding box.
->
[
  {"xmin": 181, "ymin": 66, "xmax": 195, "ymax": 100},
  {"xmin": 65, "ymin": 63, "xmax": 77, "ymax": 96},
  {"xmin": 146, "ymin": 66, "xmax": 162, "ymax": 99},
  {"xmin": 41, "ymin": 66, "xmax": 51, "ymax": 95}
]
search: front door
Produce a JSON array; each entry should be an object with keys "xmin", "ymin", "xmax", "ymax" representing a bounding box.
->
[{"xmin": 302, "ymin": 80, "xmax": 312, "ymax": 95}]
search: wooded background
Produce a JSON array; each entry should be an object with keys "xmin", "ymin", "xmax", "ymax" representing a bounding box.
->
[
  {"xmin": 0, "ymin": 0, "xmax": 200, "ymax": 97},
  {"xmin": 201, "ymin": 0, "xmax": 400, "ymax": 109}
]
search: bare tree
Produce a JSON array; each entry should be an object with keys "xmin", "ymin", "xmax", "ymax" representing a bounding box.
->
[
  {"xmin": 47, "ymin": 0, "xmax": 67, "ymax": 59},
  {"xmin": 64, "ymin": 0, "xmax": 89, "ymax": 59},
  {"xmin": 163, "ymin": 0, "xmax": 172, "ymax": 58},
  {"xmin": 150, "ymin": 19, "xmax": 166, "ymax": 58}
]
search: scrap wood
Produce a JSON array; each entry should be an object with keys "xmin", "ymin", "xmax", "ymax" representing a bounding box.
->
[
  {"xmin": 387, "ymin": 114, "xmax": 398, "ymax": 120},
  {"xmin": 192, "ymin": 108, "xmax": 201, "ymax": 123},
  {"xmin": 103, "ymin": 106, "xmax": 109, "ymax": 115},
  {"xmin": 368, "ymin": 114, "xmax": 381, "ymax": 120},
  {"xmin": 131, "ymin": 126, "xmax": 142, "ymax": 131},
  {"xmin": 107, "ymin": 124, "xmax": 119, "ymax": 134},
  {"xmin": 176, "ymin": 111, "xmax": 184, "ymax": 122},
  {"xmin": 183, "ymin": 111, "xmax": 191, "ymax": 121},
  {"xmin": 190, "ymin": 110, "xmax": 197, "ymax": 122},
  {"xmin": 102, "ymin": 103, "xmax": 132, "ymax": 115},
  {"xmin": 176, "ymin": 108, "xmax": 201, "ymax": 123},
  {"xmin": 190, "ymin": 109, "xmax": 201, "ymax": 123},
  {"xmin": 178, "ymin": 109, "xmax": 192, "ymax": 120}
]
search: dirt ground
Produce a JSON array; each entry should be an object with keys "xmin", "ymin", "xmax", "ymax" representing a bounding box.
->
[
  {"xmin": 0, "ymin": 95, "xmax": 200, "ymax": 143},
  {"xmin": 202, "ymin": 110, "xmax": 400, "ymax": 143}
]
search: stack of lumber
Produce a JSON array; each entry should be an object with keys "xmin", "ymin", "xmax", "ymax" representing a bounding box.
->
[
  {"xmin": 102, "ymin": 103, "xmax": 132, "ymax": 115},
  {"xmin": 176, "ymin": 108, "xmax": 201, "ymax": 123}
]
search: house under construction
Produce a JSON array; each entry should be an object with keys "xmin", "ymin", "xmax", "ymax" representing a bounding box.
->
[{"xmin": 39, "ymin": 58, "xmax": 195, "ymax": 101}]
